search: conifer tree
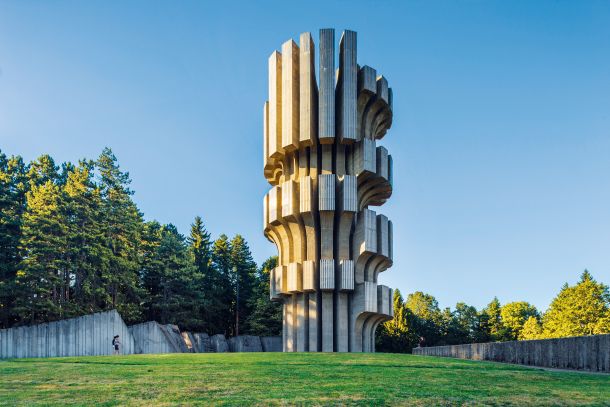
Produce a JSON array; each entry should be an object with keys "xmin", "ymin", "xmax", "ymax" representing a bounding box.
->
[
  {"xmin": 243, "ymin": 256, "xmax": 282, "ymax": 336},
  {"xmin": 63, "ymin": 161, "xmax": 108, "ymax": 314},
  {"xmin": 542, "ymin": 270, "xmax": 610, "ymax": 338},
  {"xmin": 14, "ymin": 181, "xmax": 67, "ymax": 323},
  {"xmin": 482, "ymin": 297, "xmax": 506, "ymax": 341},
  {"xmin": 210, "ymin": 234, "xmax": 233, "ymax": 334},
  {"xmin": 187, "ymin": 216, "xmax": 216, "ymax": 331},
  {"xmin": 96, "ymin": 148, "xmax": 144, "ymax": 323},
  {"xmin": 27, "ymin": 155, "xmax": 59, "ymax": 188},
  {"xmin": 188, "ymin": 216, "xmax": 212, "ymax": 281},
  {"xmin": 0, "ymin": 152, "xmax": 28, "ymax": 327},
  {"xmin": 229, "ymin": 235, "xmax": 257, "ymax": 336},
  {"xmin": 376, "ymin": 289, "xmax": 415, "ymax": 352},
  {"xmin": 143, "ymin": 224, "xmax": 203, "ymax": 328}
]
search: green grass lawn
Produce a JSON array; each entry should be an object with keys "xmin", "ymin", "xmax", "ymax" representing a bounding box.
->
[{"xmin": 0, "ymin": 353, "xmax": 608, "ymax": 406}]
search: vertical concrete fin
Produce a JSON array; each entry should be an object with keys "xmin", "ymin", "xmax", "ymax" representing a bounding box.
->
[
  {"xmin": 281, "ymin": 40, "xmax": 299, "ymax": 152},
  {"xmin": 318, "ymin": 28, "xmax": 335, "ymax": 144},
  {"xmin": 269, "ymin": 51, "xmax": 283, "ymax": 159},
  {"xmin": 299, "ymin": 32, "xmax": 317, "ymax": 146},
  {"xmin": 339, "ymin": 30, "xmax": 357, "ymax": 144}
]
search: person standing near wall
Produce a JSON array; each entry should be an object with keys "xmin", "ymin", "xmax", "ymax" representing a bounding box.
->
[{"xmin": 112, "ymin": 335, "xmax": 121, "ymax": 355}]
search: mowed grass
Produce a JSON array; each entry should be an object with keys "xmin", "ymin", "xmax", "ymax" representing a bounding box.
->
[{"xmin": 0, "ymin": 353, "xmax": 608, "ymax": 406}]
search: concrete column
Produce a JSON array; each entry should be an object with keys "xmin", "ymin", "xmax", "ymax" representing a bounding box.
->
[
  {"xmin": 322, "ymin": 291, "xmax": 334, "ymax": 352},
  {"xmin": 308, "ymin": 292, "xmax": 319, "ymax": 351},
  {"xmin": 296, "ymin": 293, "xmax": 308, "ymax": 351},
  {"xmin": 335, "ymin": 292, "xmax": 349, "ymax": 352}
]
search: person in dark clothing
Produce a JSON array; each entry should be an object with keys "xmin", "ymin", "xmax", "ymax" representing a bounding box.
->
[{"xmin": 112, "ymin": 335, "xmax": 121, "ymax": 355}]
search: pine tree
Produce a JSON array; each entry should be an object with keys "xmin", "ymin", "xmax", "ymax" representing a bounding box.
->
[
  {"xmin": 187, "ymin": 216, "xmax": 216, "ymax": 331},
  {"xmin": 188, "ymin": 216, "xmax": 212, "ymax": 278},
  {"xmin": 243, "ymin": 256, "xmax": 282, "ymax": 336},
  {"xmin": 146, "ymin": 224, "xmax": 203, "ymax": 328},
  {"xmin": 229, "ymin": 235, "xmax": 257, "ymax": 336},
  {"xmin": 96, "ymin": 148, "xmax": 144, "ymax": 323},
  {"xmin": 542, "ymin": 270, "xmax": 610, "ymax": 338},
  {"xmin": 0, "ymin": 152, "xmax": 28, "ymax": 327},
  {"xmin": 210, "ymin": 234, "xmax": 233, "ymax": 335},
  {"xmin": 482, "ymin": 297, "xmax": 507, "ymax": 341},
  {"xmin": 63, "ymin": 160, "xmax": 109, "ymax": 315},
  {"xmin": 14, "ymin": 181, "xmax": 68, "ymax": 323},
  {"xmin": 27, "ymin": 155, "xmax": 59, "ymax": 188}
]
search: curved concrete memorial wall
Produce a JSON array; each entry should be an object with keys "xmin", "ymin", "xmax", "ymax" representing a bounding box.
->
[
  {"xmin": 0, "ymin": 310, "xmax": 135, "ymax": 358},
  {"xmin": 1, "ymin": 311, "xmax": 283, "ymax": 358},
  {"xmin": 263, "ymin": 28, "xmax": 395, "ymax": 353},
  {"xmin": 413, "ymin": 335, "xmax": 610, "ymax": 373}
]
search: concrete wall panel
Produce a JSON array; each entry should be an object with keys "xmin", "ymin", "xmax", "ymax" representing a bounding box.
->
[
  {"xmin": 319, "ymin": 259, "xmax": 335, "ymax": 290},
  {"xmin": 318, "ymin": 28, "xmax": 335, "ymax": 144},
  {"xmin": 413, "ymin": 334, "xmax": 610, "ymax": 373},
  {"xmin": 261, "ymin": 336, "xmax": 283, "ymax": 352},
  {"xmin": 0, "ymin": 310, "xmax": 134, "ymax": 359},
  {"xmin": 318, "ymin": 174, "xmax": 335, "ymax": 211},
  {"xmin": 302, "ymin": 260, "xmax": 315, "ymax": 292}
]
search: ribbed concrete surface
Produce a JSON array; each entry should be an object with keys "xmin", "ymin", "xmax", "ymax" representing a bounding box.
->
[
  {"xmin": 0, "ymin": 310, "xmax": 134, "ymax": 358},
  {"xmin": 413, "ymin": 335, "xmax": 610, "ymax": 373}
]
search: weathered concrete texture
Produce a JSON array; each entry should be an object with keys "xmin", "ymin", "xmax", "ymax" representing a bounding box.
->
[
  {"xmin": 261, "ymin": 336, "xmax": 283, "ymax": 352},
  {"xmin": 191, "ymin": 333, "xmax": 212, "ymax": 353},
  {"xmin": 130, "ymin": 321, "xmax": 181, "ymax": 354},
  {"xmin": 263, "ymin": 29, "xmax": 395, "ymax": 352},
  {"xmin": 228, "ymin": 335, "xmax": 263, "ymax": 352},
  {"xmin": 413, "ymin": 335, "xmax": 610, "ymax": 373},
  {"xmin": 210, "ymin": 334, "xmax": 229, "ymax": 353},
  {"xmin": 0, "ymin": 310, "xmax": 135, "ymax": 358},
  {"xmin": 158, "ymin": 324, "xmax": 190, "ymax": 353}
]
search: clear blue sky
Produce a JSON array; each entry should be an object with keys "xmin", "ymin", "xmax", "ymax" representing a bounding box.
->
[{"xmin": 1, "ymin": 1, "xmax": 609, "ymax": 312}]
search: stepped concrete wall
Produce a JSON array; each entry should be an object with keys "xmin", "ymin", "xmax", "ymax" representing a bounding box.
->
[
  {"xmin": 413, "ymin": 334, "xmax": 610, "ymax": 373},
  {"xmin": 0, "ymin": 310, "xmax": 135, "ymax": 358},
  {"xmin": 2, "ymin": 311, "xmax": 283, "ymax": 358},
  {"xmin": 191, "ymin": 333, "xmax": 212, "ymax": 352},
  {"xmin": 261, "ymin": 336, "xmax": 283, "ymax": 352},
  {"xmin": 228, "ymin": 335, "xmax": 263, "ymax": 352},
  {"xmin": 210, "ymin": 334, "xmax": 229, "ymax": 352},
  {"xmin": 129, "ymin": 321, "xmax": 180, "ymax": 354}
]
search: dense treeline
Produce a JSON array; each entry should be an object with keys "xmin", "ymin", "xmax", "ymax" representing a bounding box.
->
[
  {"xmin": 0, "ymin": 148, "xmax": 281, "ymax": 336},
  {"xmin": 2, "ymin": 148, "xmax": 609, "ymax": 350},
  {"xmin": 377, "ymin": 270, "xmax": 610, "ymax": 353}
]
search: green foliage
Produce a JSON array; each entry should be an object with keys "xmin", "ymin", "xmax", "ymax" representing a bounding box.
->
[
  {"xmin": 376, "ymin": 289, "xmax": 416, "ymax": 352},
  {"xmin": 482, "ymin": 297, "xmax": 505, "ymax": 341},
  {"xmin": 542, "ymin": 270, "xmax": 610, "ymax": 338},
  {"xmin": 500, "ymin": 301, "xmax": 539, "ymax": 340},
  {"xmin": 244, "ymin": 256, "xmax": 282, "ymax": 336},
  {"xmin": 0, "ymin": 151, "xmax": 27, "ymax": 327},
  {"xmin": 2, "ymin": 147, "xmax": 610, "ymax": 348},
  {"xmin": 228, "ymin": 235, "xmax": 258, "ymax": 336},
  {"xmin": 0, "ymin": 148, "xmax": 277, "ymax": 335},
  {"xmin": 14, "ymin": 180, "xmax": 67, "ymax": 323},
  {"xmin": 520, "ymin": 316, "xmax": 543, "ymax": 340}
]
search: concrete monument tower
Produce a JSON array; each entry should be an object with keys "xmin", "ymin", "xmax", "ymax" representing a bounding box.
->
[{"xmin": 263, "ymin": 29, "xmax": 394, "ymax": 352}]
